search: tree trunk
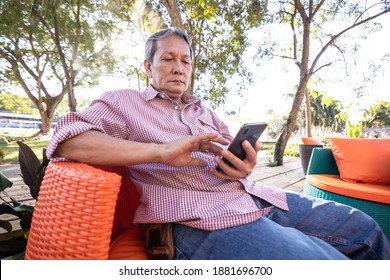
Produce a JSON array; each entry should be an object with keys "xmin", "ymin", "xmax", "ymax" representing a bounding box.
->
[
  {"xmin": 37, "ymin": 93, "xmax": 63, "ymax": 134},
  {"xmin": 305, "ymin": 89, "xmax": 312, "ymax": 137},
  {"xmin": 160, "ymin": 0, "xmax": 196, "ymax": 95},
  {"xmin": 39, "ymin": 115, "xmax": 51, "ymax": 134},
  {"xmin": 274, "ymin": 11, "xmax": 311, "ymax": 166},
  {"xmin": 68, "ymin": 81, "xmax": 77, "ymax": 112},
  {"xmin": 0, "ymin": 48, "xmax": 65, "ymax": 134},
  {"xmin": 160, "ymin": 0, "xmax": 185, "ymax": 30},
  {"xmin": 274, "ymin": 83, "xmax": 307, "ymax": 165},
  {"xmin": 68, "ymin": 0, "xmax": 81, "ymax": 112},
  {"xmin": 273, "ymin": 1, "xmax": 390, "ymax": 165}
]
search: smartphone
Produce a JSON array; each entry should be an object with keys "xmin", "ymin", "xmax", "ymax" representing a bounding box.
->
[{"xmin": 216, "ymin": 122, "xmax": 268, "ymax": 171}]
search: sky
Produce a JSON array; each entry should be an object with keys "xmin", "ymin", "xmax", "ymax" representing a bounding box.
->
[
  {"xmin": 214, "ymin": 14, "xmax": 390, "ymax": 126},
  {"xmin": 4, "ymin": 2, "xmax": 388, "ymax": 134},
  {"xmin": 77, "ymin": 11, "xmax": 390, "ymax": 130}
]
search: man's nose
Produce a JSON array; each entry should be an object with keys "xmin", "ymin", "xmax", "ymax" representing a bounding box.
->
[{"xmin": 172, "ymin": 59, "xmax": 184, "ymax": 74}]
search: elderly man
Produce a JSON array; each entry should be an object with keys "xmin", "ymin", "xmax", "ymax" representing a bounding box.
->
[{"xmin": 47, "ymin": 27, "xmax": 389, "ymax": 260}]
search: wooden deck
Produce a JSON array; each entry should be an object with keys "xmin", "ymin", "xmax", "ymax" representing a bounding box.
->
[
  {"xmin": 0, "ymin": 152, "xmax": 305, "ymax": 238},
  {"xmin": 249, "ymin": 152, "xmax": 305, "ymax": 193}
]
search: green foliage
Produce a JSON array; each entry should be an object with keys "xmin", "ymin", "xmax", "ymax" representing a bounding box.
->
[
  {"xmin": 362, "ymin": 100, "xmax": 390, "ymax": 128},
  {"xmin": 309, "ymin": 90, "xmax": 345, "ymax": 133},
  {"xmin": 0, "ymin": 0, "xmax": 122, "ymax": 131},
  {"xmin": 0, "ymin": 92, "xmax": 39, "ymax": 115},
  {"xmin": 266, "ymin": 159, "xmax": 278, "ymax": 167},
  {"xmin": 53, "ymin": 97, "xmax": 91, "ymax": 121},
  {"xmin": 0, "ymin": 147, "xmax": 5, "ymax": 160},
  {"xmin": 154, "ymin": 0, "xmax": 268, "ymax": 108},
  {"xmin": 347, "ymin": 121, "xmax": 362, "ymax": 138},
  {"xmin": 17, "ymin": 141, "xmax": 48, "ymax": 199},
  {"xmin": 260, "ymin": 143, "xmax": 275, "ymax": 151},
  {"xmin": 0, "ymin": 171, "xmax": 12, "ymax": 190},
  {"xmin": 0, "ymin": 141, "xmax": 48, "ymax": 259},
  {"xmin": 284, "ymin": 143, "xmax": 299, "ymax": 157},
  {"xmin": 265, "ymin": 142, "xmax": 298, "ymax": 167},
  {"xmin": 256, "ymin": 0, "xmax": 390, "ymax": 166}
]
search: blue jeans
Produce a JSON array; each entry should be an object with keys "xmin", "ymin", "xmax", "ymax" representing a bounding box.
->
[{"xmin": 173, "ymin": 191, "xmax": 390, "ymax": 259}]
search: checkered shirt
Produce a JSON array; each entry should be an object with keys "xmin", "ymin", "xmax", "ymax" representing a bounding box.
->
[{"xmin": 46, "ymin": 86, "xmax": 288, "ymax": 230}]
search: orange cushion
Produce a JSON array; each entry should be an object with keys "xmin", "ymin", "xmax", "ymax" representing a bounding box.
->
[
  {"xmin": 301, "ymin": 137, "xmax": 322, "ymax": 145},
  {"xmin": 108, "ymin": 226, "xmax": 148, "ymax": 260},
  {"xmin": 327, "ymin": 137, "xmax": 390, "ymax": 185},
  {"xmin": 306, "ymin": 174, "xmax": 390, "ymax": 204}
]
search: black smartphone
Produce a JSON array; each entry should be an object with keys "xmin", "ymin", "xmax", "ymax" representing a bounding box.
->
[{"xmin": 216, "ymin": 122, "xmax": 268, "ymax": 171}]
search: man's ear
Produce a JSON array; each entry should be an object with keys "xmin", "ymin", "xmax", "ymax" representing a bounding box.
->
[{"xmin": 144, "ymin": 59, "xmax": 152, "ymax": 78}]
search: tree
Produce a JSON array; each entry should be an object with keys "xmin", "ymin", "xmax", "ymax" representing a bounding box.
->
[
  {"xmin": 257, "ymin": 0, "xmax": 390, "ymax": 165},
  {"xmin": 309, "ymin": 90, "xmax": 345, "ymax": 133},
  {"xmin": 108, "ymin": 0, "xmax": 165, "ymax": 91},
  {"xmin": 155, "ymin": 0, "xmax": 268, "ymax": 108},
  {"xmin": 0, "ymin": 0, "xmax": 118, "ymax": 133},
  {"xmin": 0, "ymin": 92, "xmax": 39, "ymax": 115},
  {"xmin": 362, "ymin": 100, "xmax": 390, "ymax": 127}
]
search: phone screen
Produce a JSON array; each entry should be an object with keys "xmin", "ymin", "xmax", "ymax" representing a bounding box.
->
[{"xmin": 216, "ymin": 122, "xmax": 268, "ymax": 171}]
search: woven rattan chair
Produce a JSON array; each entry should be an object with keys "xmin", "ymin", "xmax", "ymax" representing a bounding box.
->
[
  {"xmin": 304, "ymin": 148, "xmax": 390, "ymax": 239},
  {"xmin": 25, "ymin": 161, "xmax": 148, "ymax": 260}
]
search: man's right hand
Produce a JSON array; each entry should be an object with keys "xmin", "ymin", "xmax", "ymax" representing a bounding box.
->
[{"xmin": 157, "ymin": 133, "xmax": 229, "ymax": 167}]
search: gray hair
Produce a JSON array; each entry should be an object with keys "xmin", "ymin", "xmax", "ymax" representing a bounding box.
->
[{"xmin": 145, "ymin": 27, "xmax": 193, "ymax": 63}]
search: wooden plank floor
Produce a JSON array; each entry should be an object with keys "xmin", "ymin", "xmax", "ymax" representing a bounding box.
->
[
  {"xmin": 249, "ymin": 152, "xmax": 305, "ymax": 193},
  {"xmin": 0, "ymin": 152, "xmax": 305, "ymax": 237}
]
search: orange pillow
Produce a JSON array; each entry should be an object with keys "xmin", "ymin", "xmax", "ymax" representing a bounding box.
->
[
  {"xmin": 301, "ymin": 137, "xmax": 323, "ymax": 145},
  {"xmin": 327, "ymin": 137, "xmax": 390, "ymax": 185}
]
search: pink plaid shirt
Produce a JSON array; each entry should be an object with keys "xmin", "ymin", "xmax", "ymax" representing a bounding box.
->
[{"xmin": 46, "ymin": 85, "xmax": 288, "ymax": 230}]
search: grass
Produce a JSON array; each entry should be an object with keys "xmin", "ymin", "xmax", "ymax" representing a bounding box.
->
[
  {"xmin": 0, "ymin": 128, "xmax": 50, "ymax": 163},
  {"xmin": 260, "ymin": 142, "xmax": 300, "ymax": 157}
]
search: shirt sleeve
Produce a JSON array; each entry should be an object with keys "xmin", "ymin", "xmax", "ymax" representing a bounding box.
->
[{"xmin": 46, "ymin": 91, "xmax": 130, "ymax": 161}]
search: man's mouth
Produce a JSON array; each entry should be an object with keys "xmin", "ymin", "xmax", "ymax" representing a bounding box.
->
[{"xmin": 171, "ymin": 80, "xmax": 184, "ymax": 84}]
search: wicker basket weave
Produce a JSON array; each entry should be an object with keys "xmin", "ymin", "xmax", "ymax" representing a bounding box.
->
[{"xmin": 25, "ymin": 162, "xmax": 122, "ymax": 260}]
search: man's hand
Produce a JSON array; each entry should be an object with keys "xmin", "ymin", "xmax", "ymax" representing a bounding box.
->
[
  {"xmin": 158, "ymin": 133, "xmax": 229, "ymax": 167},
  {"xmin": 211, "ymin": 140, "xmax": 260, "ymax": 180}
]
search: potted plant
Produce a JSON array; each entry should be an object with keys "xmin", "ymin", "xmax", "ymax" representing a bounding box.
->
[
  {"xmin": 298, "ymin": 137, "xmax": 323, "ymax": 175},
  {"xmin": 0, "ymin": 141, "xmax": 48, "ymax": 259}
]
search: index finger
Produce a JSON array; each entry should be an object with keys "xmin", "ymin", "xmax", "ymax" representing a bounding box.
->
[{"xmin": 193, "ymin": 133, "xmax": 229, "ymax": 146}]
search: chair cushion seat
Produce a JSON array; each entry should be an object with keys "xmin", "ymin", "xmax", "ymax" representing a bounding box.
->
[
  {"xmin": 306, "ymin": 174, "xmax": 390, "ymax": 204},
  {"xmin": 108, "ymin": 226, "xmax": 148, "ymax": 260}
]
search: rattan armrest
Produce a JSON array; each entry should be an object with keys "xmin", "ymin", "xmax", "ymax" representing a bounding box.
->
[{"xmin": 25, "ymin": 162, "xmax": 122, "ymax": 260}]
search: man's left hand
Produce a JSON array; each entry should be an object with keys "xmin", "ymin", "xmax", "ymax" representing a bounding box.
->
[{"xmin": 211, "ymin": 140, "xmax": 259, "ymax": 180}]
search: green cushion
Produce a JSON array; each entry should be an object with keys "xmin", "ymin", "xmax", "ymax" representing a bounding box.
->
[{"xmin": 306, "ymin": 148, "xmax": 339, "ymax": 175}]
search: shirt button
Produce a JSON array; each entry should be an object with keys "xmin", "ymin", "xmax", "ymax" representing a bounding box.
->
[{"xmin": 175, "ymin": 106, "xmax": 179, "ymax": 110}]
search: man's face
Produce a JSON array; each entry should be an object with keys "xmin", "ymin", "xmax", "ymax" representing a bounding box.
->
[{"xmin": 144, "ymin": 36, "xmax": 192, "ymax": 101}]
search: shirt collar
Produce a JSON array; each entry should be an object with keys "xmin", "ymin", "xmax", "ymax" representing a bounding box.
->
[{"xmin": 143, "ymin": 85, "xmax": 202, "ymax": 107}]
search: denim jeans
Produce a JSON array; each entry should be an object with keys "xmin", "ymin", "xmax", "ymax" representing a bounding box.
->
[{"xmin": 173, "ymin": 191, "xmax": 390, "ymax": 260}]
